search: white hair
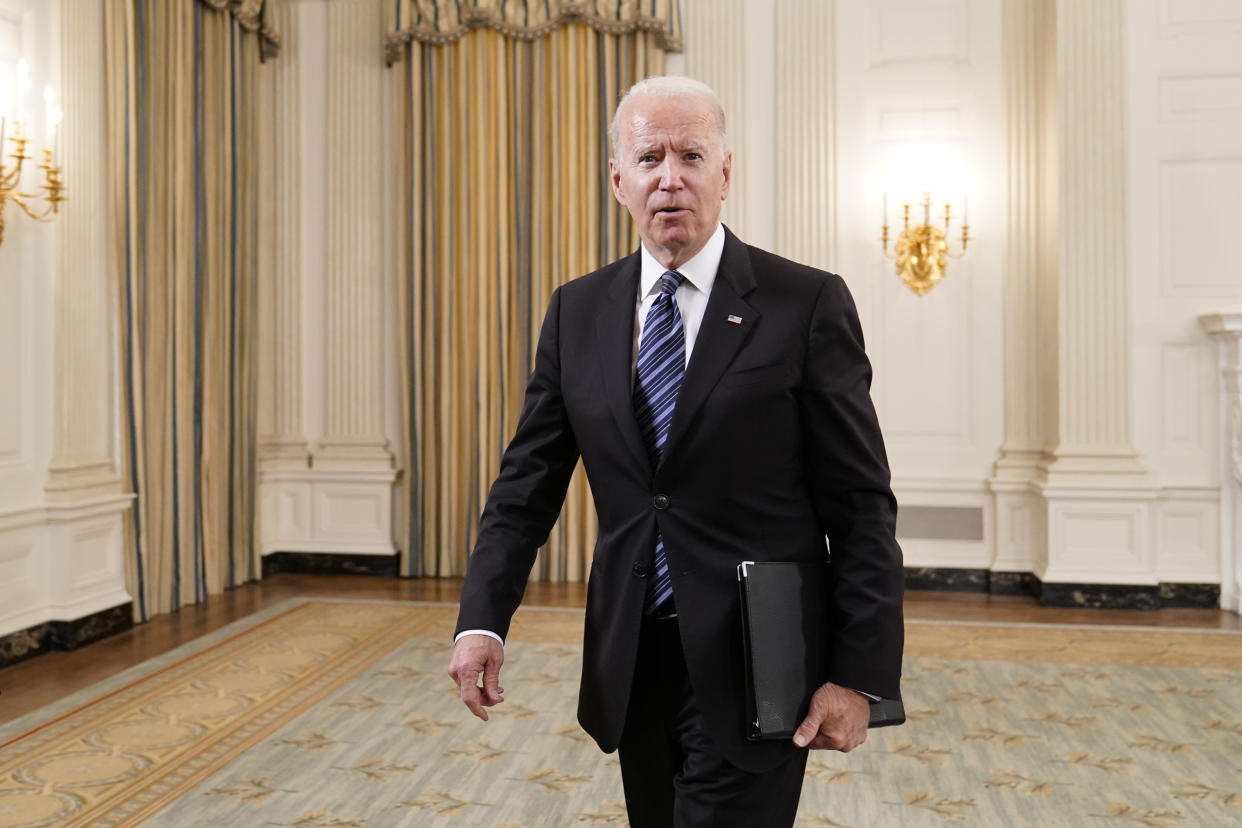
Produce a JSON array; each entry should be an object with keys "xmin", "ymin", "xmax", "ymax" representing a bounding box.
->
[{"xmin": 609, "ymin": 75, "xmax": 728, "ymax": 156}]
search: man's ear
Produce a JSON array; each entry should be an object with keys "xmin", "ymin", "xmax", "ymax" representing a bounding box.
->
[
  {"xmin": 720, "ymin": 150, "xmax": 733, "ymax": 200},
  {"xmin": 608, "ymin": 157, "xmax": 624, "ymax": 204}
]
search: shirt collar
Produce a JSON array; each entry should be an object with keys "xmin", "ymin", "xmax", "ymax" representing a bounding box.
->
[{"xmin": 638, "ymin": 223, "xmax": 725, "ymax": 300}]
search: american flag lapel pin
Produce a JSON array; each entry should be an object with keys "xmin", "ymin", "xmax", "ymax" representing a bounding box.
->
[{"xmin": 727, "ymin": 314, "xmax": 743, "ymax": 325}]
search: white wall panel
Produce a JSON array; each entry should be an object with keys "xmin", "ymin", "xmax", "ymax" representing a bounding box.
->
[
  {"xmin": 1157, "ymin": 0, "xmax": 1242, "ymax": 36},
  {"xmin": 1158, "ymin": 159, "xmax": 1242, "ymax": 295},
  {"xmin": 1158, "ymin": 74, "xmax": 1242, "ymax": 121},
  {"xmin": 1156, "ymin": 496, "xmax": 1219, "ymax": 582},
  {"xmin": 870, "ymin": 0, "xmax": 970, "ymax": 67}
]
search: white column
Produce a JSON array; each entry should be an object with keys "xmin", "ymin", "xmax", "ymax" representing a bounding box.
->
[
  {"xmin": 1200, "ymin": 313, "xmax": 1242, "ymax": 614},
  {"xmin": 1036, "ymin": 0, "xmax": 1155, "ymax": 587},
  {"xmin": 44, "ymin": 0, "xmax": 131, "ymax": 621}
]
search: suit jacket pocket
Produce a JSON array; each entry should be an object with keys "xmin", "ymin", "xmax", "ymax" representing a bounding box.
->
[{"xmin": 722, "ymin": 359, "xmax": 795, "ymax": 390}]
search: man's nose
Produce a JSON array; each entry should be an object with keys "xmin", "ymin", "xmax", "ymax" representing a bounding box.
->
[{"xmin": 658, "ymin": 158, "xmax": 683, "ymax": 189}]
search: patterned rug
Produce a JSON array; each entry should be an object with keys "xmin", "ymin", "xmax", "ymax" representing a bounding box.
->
[{"xmin": 0, "ymin": 599, "xmax": 1239, "ymax": 827}]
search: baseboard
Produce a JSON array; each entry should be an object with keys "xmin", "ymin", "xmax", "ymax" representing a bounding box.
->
[
  {"xmin": 903, "ymin": 567, "xmax": 1220, "ymax": 610},
  {"xmin": 0, "ymin": 602, "xmax": 133, "ymax": 670},
  {"xmin": 261, "ymin": 552, "xmax": 399, "ymax": 578}
]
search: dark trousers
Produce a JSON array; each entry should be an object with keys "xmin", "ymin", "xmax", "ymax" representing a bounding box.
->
[{"xmin": 617, "ymin": 616, "xmax": 809, "ymax": 828}]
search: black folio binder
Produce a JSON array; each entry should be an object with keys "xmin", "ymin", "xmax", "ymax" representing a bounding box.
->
[{"xmin": 737, "ymin": 560, "xmax": 905, "ymax": 741}]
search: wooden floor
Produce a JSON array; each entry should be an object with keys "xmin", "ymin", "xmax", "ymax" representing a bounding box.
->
[{"xmin": 1, "ymin": 574, "xmax": 1238, "ymax": 726}]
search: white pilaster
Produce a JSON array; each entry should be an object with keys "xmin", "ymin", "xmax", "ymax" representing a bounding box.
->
[
  {"xmin": 990, "ymin": 0, "xmax": 1051, "ymax": 575},
  {"xmin": 34, "ymin": 0, "xmax": 131, "ymax": 624},
  {"xmin": 1031, "ymin": 0, "xmax": 1157, "ymax": 587},
  {"xmin": 43, "ymin": 0, "xmax": 123, "ymax": 504},
  {"xmin": 1200, "ymin": 313, "xmax": 1242, "ymax": 614},
  {"xmin": 774, "ymin": 0, "xmax": 834, "ymax": 271},
  {"xmin": 258, "ymin": 0, "xmax": 309, "ymax": 471},
  {"xmin": 280, "ymin": 0, "xmax": 394, "ymax": 558}
]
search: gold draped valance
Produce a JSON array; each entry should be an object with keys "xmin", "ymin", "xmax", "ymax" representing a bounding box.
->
[
  {"xmin": 385, "ymin": 0, "xmax": 682, "ymax": 64},
  {"xmin": 196, "ymin": 0, "xmax": 280, "ymax": 60}
]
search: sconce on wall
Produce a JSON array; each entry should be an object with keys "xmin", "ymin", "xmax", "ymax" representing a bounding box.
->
[
  {"xmin": 880, "ymin": 191, "xmax": 971, "ymax": 296},
  {"xmin": 0, "ymin": 60, "xmax": 66, "ymax": 247}
]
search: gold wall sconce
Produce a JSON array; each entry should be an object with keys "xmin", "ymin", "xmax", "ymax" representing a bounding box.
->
[
  {"xmin": 880, "ymin": 191, "xmax": 970, "ymax": 296},
  {"xmin": 1, "ymin": 62, "xmax": 66, "ymax": 247}
]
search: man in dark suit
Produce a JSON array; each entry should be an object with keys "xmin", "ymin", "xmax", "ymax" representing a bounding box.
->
[{"xmin": 448, "ymin": 76, "xmax": 904, "ymax": 827}]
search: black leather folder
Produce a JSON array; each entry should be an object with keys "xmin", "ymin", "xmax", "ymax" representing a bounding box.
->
[{"xmin": 737, "ymin": 560, "xmax": 905, "ymax": 741}]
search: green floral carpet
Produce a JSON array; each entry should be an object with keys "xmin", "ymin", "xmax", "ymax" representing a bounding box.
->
[{"xmin": 0, "ymin": 599, "xmax": 1239, "ymax": 827}]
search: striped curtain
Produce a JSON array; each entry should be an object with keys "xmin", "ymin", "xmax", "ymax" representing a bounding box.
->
[
  {"xmin": 104, "ymin": 0, "xmax": 276, "ymax": 620},
  {"xmin": 393, "ymin": 7, "xmax": 679, "ymax": 579}
]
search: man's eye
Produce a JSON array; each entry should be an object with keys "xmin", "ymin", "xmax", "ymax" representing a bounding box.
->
[
  {"xmin": 685, "ymin": 153, "xmax": 702, "ymax": 161},
  {"xmin": 639, "ymin": 155, "xmax": 657, "ymax": 163}
]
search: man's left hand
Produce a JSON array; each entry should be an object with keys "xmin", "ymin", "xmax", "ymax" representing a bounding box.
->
[{"xmin": 792, "ymin": 682, "xmax": 869, "ymax": 752}]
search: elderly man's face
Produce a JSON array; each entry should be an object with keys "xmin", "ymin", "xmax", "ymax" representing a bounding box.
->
[{"xmin": 609, "ymin": 94, "xmax": 731, "ymax": 270}]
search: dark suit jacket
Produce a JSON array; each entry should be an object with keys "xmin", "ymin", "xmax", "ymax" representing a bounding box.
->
[{"xmin": 455, "ymin": 227, "xmax": 904, "ymax": 772}]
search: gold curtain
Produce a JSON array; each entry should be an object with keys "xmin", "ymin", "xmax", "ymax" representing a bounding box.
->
[
  {"xmin": 104, "ymin": 0, "xmax": 273, "ymax": 620},
  {"xmin": 394, "ymin": 23, "xmax": 672, "ymax": 578}
]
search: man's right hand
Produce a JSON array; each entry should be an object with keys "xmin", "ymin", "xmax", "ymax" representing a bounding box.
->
[{"xmin": 448, "ymin": 634, "xmax": 506, "ymax": 721}]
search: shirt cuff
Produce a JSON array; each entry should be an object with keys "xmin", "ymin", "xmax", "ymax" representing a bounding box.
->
[
  {"xmin": 852, "ymin": 688, "xmax": 881, "ymax": 701},
  {"xmin": 455, "ymin": 629, "xmax": 504, "ymax": 646}
]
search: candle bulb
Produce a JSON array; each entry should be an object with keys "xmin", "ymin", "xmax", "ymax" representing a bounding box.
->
[
  {"xmin": 16, "ymin": 58, "xmax": 29, "ymax": 131},
  {"xmin": 43, "ymin": 85, "xmax": 54, "ymax": 149},
  {"xmin": 883, "ymin": 193, "xmax": 888, "ymax": 226},
  {"xmin": 963, "ymin": 193, "xmax": 968, "ymax": 225}
]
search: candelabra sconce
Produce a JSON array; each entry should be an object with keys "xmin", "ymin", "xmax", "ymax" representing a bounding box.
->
[
  {"xmin": 880, "ymin": 191, "xmax": 970, "ymax": 296},
  {"xmin": 0, "ymin": 121, "xmax": 67, "ymax": 246}
]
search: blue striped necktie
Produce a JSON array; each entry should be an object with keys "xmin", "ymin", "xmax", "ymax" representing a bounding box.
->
[{"xmin": 634, "ymin": 270, "xmax": 686, "ymax": 615}]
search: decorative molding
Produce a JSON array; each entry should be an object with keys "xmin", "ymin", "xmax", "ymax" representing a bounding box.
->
[
  {"xmin": 1159, "ymin": 158, "xmax": 1242, "ymax": 296},
  {"xmin": 0, "ymin": 495, "xmax": 133, "ymax": 638},
  {"xmin": 1156, "ymin": 499, "xmax": 1219, "ymax": 582},
  {"xmin": 870, "ymin": 0, "xmax": 970, "ymax": 68},
  {"xmin": 1157, "ymin": 0, "xmax": 1242, "ymax": 38},
  {"xmin": 259, "ymin": 469, "xmax": 395, "ymax": 557},
  {"xmin": 1158, "ymin": 74, "xmax": 1242, "ymax": 123},
  {"xmin": 1043, "ymin": 498, "xmax": 1156, "ymax": 585},
  {"xmin": 1160, "ymin": 343, "xmax": 1204, "ymax": 451}
]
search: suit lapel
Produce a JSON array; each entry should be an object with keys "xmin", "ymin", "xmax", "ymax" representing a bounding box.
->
[
  {"xmin": 662, "ymin": 230, "xmax": 759, "ymax": 463},
  {"xmin": 595, "ymin": 252, "xmax": 651, "ymax": 474}
]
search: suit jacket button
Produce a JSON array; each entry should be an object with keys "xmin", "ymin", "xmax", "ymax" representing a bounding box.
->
[
  {"xmin": 653, "ymin": 494, "xmax": 670, "ymax": 510},
  {"xmin": 633, "ymin": 562, "xmax": 648, "ymax": 578}
]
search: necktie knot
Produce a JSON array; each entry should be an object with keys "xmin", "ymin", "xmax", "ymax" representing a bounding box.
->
[{"xmin": 658, "ymin": 270, "xmax": 684, "ymax": 297}]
